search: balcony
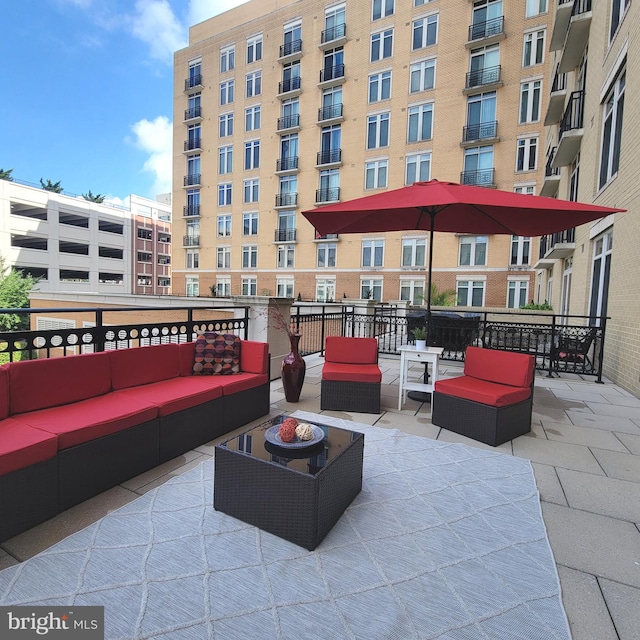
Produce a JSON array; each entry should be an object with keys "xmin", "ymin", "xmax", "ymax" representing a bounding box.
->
[
  {"xmin": 182, "ymin": 235, "xmax": 200, "ymax": 247},
  {"xmin": 184, "ymin": 74, "xmax": 203, "ymax": 92},
  {"xmin": 461, "ymin": 121, "xmax": 498, "ymax": 146},
  {"xmin": 278, "ymin": 76, "xmax": 302, "ymax": 98},
  {"xmin": 559, "ymin": 0, "xmax": 592, "ymax": 72},
  {"xmin": 314, "ymin": 232, "xmax": 339, "ymax": 241},
  {"xmin": 318, "ymin": 64, "xmax": 345, "ymax": 88},
  {"xmin": 460, "ymin": 168, "xmax": 495, "ymax": 187},
  {"xmin": 184, "ymin": 106, "xmax": 202, "ymax": 122},
  {"xmin": 274, "ymin": 228, "xmax": 297, "ymax": 242},
  {"xmin": 277, "ymin": 114, "xmax": 300, "ymax": 132},
  {"xmin": 315, "ymin": 187, "xmax": 340, "ymax": 203},
  {"xmin": 316, "ymin": 148, "xmax": 342, "ymax": 167},
  {"xmin": 536, "ymin": 228, "xmax": 576, "ymax": 268},
  {"xmin": 320, "ymin": 23, "xmax": 347, "ymax": 48},
  {"xmin": 553, "ymin": 90, "xmax": 584, "ymax": 168},
  {"xmin": 276, "ymin": 156, "xmax": 299, "ymax": 173},
  {"xmin": 464, "ymin": 66, "xmax": 502, "ymax": 93},
  {"xmin": 278, "ymin": 39, "xmax": 302, "ymax": 62},
  {"xmin": 544, "ymin": 66, "xmax": 568, "ymax": 125},
  {"xmin": 183, "ymin": 205, "xmax": 200, "ymax": 217},
  {"xmin": 183, "ymin": 138, "xmax": 202, "ymax": 152},
  {"xmin": 550, "ymin": 0, "xmax": 575, "ymax": 51},
  {"xmin": 275, "ymin": 193, "xmax": 298, "ymax": 207},
  {"xmin": 317, "ymin": 103, "xmax": 344, "ymax": 124},
  {"xmin": 540, "ymin": 147, "xmax": 561, "ymax": 197},
  {"xmin": 466, "ymin": 16, "xmax": 505, "ymax": 47},
  {"xmin": 183, "ymin": 174, "xmax": 201, "ymax": 187}
]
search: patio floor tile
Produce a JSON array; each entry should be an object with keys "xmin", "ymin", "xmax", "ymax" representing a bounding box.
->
[
  {"xmin": 566, "ymin": 410, "xmax": 640, "ymax": 434},
  {"xmin": 512, "ymin": 437, "xmax": 604, "ymax": 474},
  {"xmin": 615, "ymin": 431, "xmax": 640, "ymax": 455},
  {"xmin": 590, "ymin": 447, "xmax": 640, "ymax": 483},
  {"xmin": 586, "ymin": 401, "xmax": 640, "ymax": 419},
  {"xmin": 541, "ymin": 421, "xmax": 630, "ymax": 452},
  {"xmin": 599, "ymin": 578, "xmax": 640, "ymax": 640},
  {"xmin": 531, "ymin": 463, "xmax": 568, "ymax": 507}
]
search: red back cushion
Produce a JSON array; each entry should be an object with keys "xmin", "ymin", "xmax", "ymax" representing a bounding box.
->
[
  {"xmin": 178, "ymin": 342, "xmax": 196, "ymax": 376},
  {"xmin": 192, "ymin": 333, "xmax": 241, "ymax": 376},
  {"xmin": 325, "ymin": 337, "xmax": 378, "ymax": 365},
  {"xmin": 464, "ymin": 346, "xmax": 535, "ymax": 388},
  {"xmin": 9, "ymin": 353, "xmax": 111, "ymax": 415},
  {"xmin": 0, "ymin": 366, "xmax": 10, "ymax": 420},
  {"xmin": 240, "ymin": 340, "xmax": 269, "ymax": 374},
  {"xmin": 109, "ymin": 343, "xmax": 180, "ymax": 390}
]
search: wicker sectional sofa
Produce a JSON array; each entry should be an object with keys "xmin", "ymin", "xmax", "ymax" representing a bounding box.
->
[{"xmin": 0, "ymin": 339, "xmax": 270, "ymax": 542}]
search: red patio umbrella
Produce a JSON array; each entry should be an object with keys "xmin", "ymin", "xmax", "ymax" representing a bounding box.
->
[{"xmin": 303, "ymin": 179, "xmax": 624, "ymax": 316}]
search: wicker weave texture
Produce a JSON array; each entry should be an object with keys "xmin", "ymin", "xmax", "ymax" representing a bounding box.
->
[
  {"xmin": 222, "ymin": 383, "xmax": 270, "ymax": 430},
  {"xmin": 320, "ymin": 380, "xmax": 381, "ymax": 414}
]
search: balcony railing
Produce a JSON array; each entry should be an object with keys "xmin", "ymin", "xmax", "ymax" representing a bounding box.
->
[
  {"xmin": 462, "ymin": 121, "xmax": 498, "ymax": 143},
  {"xmin": 276, "ymin": 156, "xmax": 299, "ymax": 172},
  {"xmin": 545, "ymin": 148, "xmax": 560, "ymax": 178},
  {"xmin": 468, "ymin": 16, "xmax": 504, "ymax": 42},
  {"xmin": 560, "ymin": 90, "xmax": 585, "ymax": 138},
  {"xmin": 279, "ymin": 39, "xmax": 302, "ymax": 58},
  {"xmin": 465, "ymin": 65, "xmax": 501, "ymax": 89},
  {"xmin": 316, "ymin": 187, "xmax": 340, "ymax": 203},
  {"xmin": 275, "ymin": 228, "xmax": 297, "ymax": 242},
  {"xmin": 185, "ymin": 74, "xmax": 203, "ymax": 91},
  {"xmin": 277, "ymin": 114, "xmax": 300, "ymax": 130},
  {"xmin": 183, "ymin": 235, "xmax": 200, "ymax": 247},
  {"xmin": 275, "ymin": 193, "xmax": 298, "ymax": 207},
  {"xmin": 184, "ymin": 106, "xmax": 202, "ymax": 120},
  {"xmin": 317, "ymin": 149, "xmax": 342, "ymax": 165},
  {"xmin": 460, "ymin": 168, "xmax": 495, "ymax": 187},
  {"xmin": 183, "ymin": 174, "xmax": 201, "ymax": 186},
  {"xmin": 572, "ymin": 0, "xmax": 592, "ymax": 18},
  {"xmin": 319, "ymin": 64, "xmax": 345, "ymax": 83},
  {"xmin": 539, "ymin": 228, "xmax": 576, "ymax": 258},
  {"xmin": 551, "ymin": 66, "xmax": 567, "ymax": 93},
  {"xmin": 183, "ymin": 205, "xmax": 200, "ymax": 217},
  {"xmin": 315, "ymin": 232, "xmax": 339, "ymax": 240},
  {"xmin": 278, "ymin": 76, "xmax": 301, "ymax": 94},
  {"xmin": 321, "ymin": 23, "xmax": 346, "ymax": 44},
  {"xmin": 184, "ymin": 138, "xmax": 201, "ymax": 151},
  {"xmin": 318, "ymin": 103, "xmax": 343, "ymax": 121}
]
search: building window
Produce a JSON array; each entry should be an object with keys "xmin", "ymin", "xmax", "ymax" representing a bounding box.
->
[
  {"xmin": 187, "ymin": 154, "xmax": 200, "ymax": 181},
  {"xmin": 219, "ymin": 113, "xmax": 233, "ymax": 137},
  {"xmin": 525, "ymin": 0, "xmax": 547, "ymax": 17},
  {"xmin": 457, "ymin": 280, "xmax": 485, "ymax": 306},
  {"xmin": 246, "ymin": 70, "xmax": 261, "ymax": 98},
  {"xmin": 317, "ymin": 243, "xmax": 337, "ymax": 268},
  {"xmin": 367, "ymin": 112, "xmax": 390, "ymax": 149},
  {"xmin": 276, "ymin": 279, "xmax": 295, "ymax": 298},
  {"xmin": 412, "ymin": 14, "xmax": 438, "ymax": 50},
  {"xmin": 469, "ymin": 44, "xmax": 500, "ymax": 87},
  {"xmin": 414, "ymin": 0, "xmax": 435, "ymax": 5},
  {"xmin": 186, "ymin": 92, "xmax": 201, "ymax": 119},
  {"xmin": 220, "ymin": 80, "xmax": 234, "ymax": 105},
  {"xmin": 463, "ymin": 146, "xmax": 494, "ymax": 185},
  {"xmin": 406, "ymin": 152, "xmax": 431, "ymax": 184},
  {"xmin": 137, "ymin": 251, "xmax": 152, "ymax": 262},
  {"xmin": 218, "ymin": 183, "xmax": 232, "ymax": 206},
  {"xmin": 216, "ymin": 278, "xmax": 231, "ymax": 297},
  {"xmin": 243, "ymin": 179, "xmax": 259, "ymax": 203},
  {"xmin": 519, "ymin": 80, "xmax": 541, "ymax": 123},
  {"xmin": 402, "ymin": 237, "xmax": 426, "ymax": 267},
  {"xmin": 514, "ymin": 184, "xmax": 535, "ymax": 195},
  {"xmin": 242, "ymin": 278, "xmax": 257, "ymax": 296},
  {"xmin": 280, "ymin": 133, "xmax": 299, "ymax": 168},
  {"xmin": 316, "ymin": 279, "xmax": 336, "ymax": 303},
  {"xmin": 523, "ymin": 30, "xmax": 545, "ymax": 67},
  {"xmin": 459, "ymin": 236, "xmax": 487, "ymax": 266},
  {"xmin": 362, "ymin": 240, "xmax": 384, "ymax": 267},
  {"xmin": 279, "ymin": 174, "xmax": 297, "ymax": 201},
  {"xmin": 157, "ymin": 254, "xmax": 171, "ymax": 265},
  {"xmin": 610, "ymin": 0, "xmax": 631, "ymax": 41},
  {"xmin": 186, "ymin": 250, "xmax": 199, "ymax": 269},
  {"xmin": 158, "ymin": 277, "xmax": 170, "ymax": 288},
  {"xmin": 243, "ymin": 212, "xmax": 258, "ymax": 236},
  {"xmin": 319, "ymin": 169, "xmax": 340, "ymax": 201},
  {"xmin": 510, "ymin": 236, "xmax": 531, "ymax": 266},
  {"xmin": 361, "ymin": 279, "xmax": 383, "ymax": 301},
  {"xmin": 283, "ymin": 20, "xmax": 301, "ymax": 52},
  {"xmin": 187, "ymin": 59, "xmax": 201, "ymax": 89},
  {"xmin": 466, "ymin": 91, "xmax": 497, "ymax": 140},
  {"xmin": 242, "ymin": 245, "xmax": 257, "ymax": 269},
  {"xmin": 371, "ymin": 29, "xmax": 393, "ymax": 62},
  {"xmin": 408, "ymin": 103, "xmax": 433, "ymax": 142},
  {"xmin": 365, "ymin": 160, "xmax": 388, "ymax": 189},
  {"xmin": 369, "ymin": 71, "xmax": 391, "ymax": 103},
  {"xmin": 137, "ymin": 228, "xmax": 152, "ymax": 240},
  {"xmin": 508, "ymin": 280, "xmax": 529, "ymax": 309},
  {"xmin": 372, "ymin": 0, "xmax": 394, "ymax": 20},
  {"xmin": 277, "ymin": 244, "xmax": 295, "ymax": 269},
  {"xmin": 217, "ymin": 215, "xmax": 231, "ymax": 237},
  {"xmin": 245, "ymin": 105, "xmax": 261, "ymax": 132},
  {"xmin": 516, "ymin": 137, "xmax": 538, "ymax": 172},
  {"xmin": 569, "ymin": 153, "xmax": 580, "ymax": 202},
  {"xmin": 217, "ymin": 246, "xmax": 231, "ymax": 269},
  {"xmin": 244, "ymin": 140, "xmax": 260, "ymax": 170},
  {"xmin": 219, "ymin": 145, "xmax": 233, "ymax": 174},
  {"xmin": 138, "ymin": 276, "xmax": 151, "ymax": 287},
  {"xmin": 247, "ymin": 34, "xmax": 262, "ymax": 63},
  {"xmin": 186, "ymin": 277, "xmax": 199, "ymax": 297},
  {"xmin": 220, "ymin": 45, "xmax": 235, "ymax": 72},
  {"xmin": 410, "ymin": 59, "xmax": 436, "ymax": 93},
  {"xmin": 400, "ymin": 279, "xmax": 425, "ymax": 305},
  {"xmin": 599, "ymin": 69, "xmax": 625, "ymax": 189},
  {"xmin": 186, "ymin": 219, "xmax": 199, "ymax": 242}
]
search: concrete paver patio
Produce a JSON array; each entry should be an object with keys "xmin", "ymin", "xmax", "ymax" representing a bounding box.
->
[{"xmin": 1, "ymin": 354, "xmax": 639, "ymax": 639}]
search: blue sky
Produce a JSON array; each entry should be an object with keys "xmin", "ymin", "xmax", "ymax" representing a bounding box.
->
[{"xmin": 0, "ymin": 0, "xmax": 248, "ymax": 204}]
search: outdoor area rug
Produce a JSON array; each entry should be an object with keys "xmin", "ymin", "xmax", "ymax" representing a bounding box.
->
[{"xmin": 0, "ymin": 411, "xmax": 571, "ymax": 639}]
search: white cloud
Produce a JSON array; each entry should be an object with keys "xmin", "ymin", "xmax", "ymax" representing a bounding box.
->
[
  {"xmin": 131, "ymin": 116, "xmax": 173, "ymax": 197},
  {"xmin": 130, "ymin": 0, "xmax": 187, "ymax": 64},
  {"xmin": 188, "ymin": 0, "xmax": 251, "ymax": 26}
]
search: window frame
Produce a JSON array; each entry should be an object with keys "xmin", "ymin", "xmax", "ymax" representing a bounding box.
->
[
  {"xmin": 246, "ymin": 70, "xmax": 262, "ymax": 98},
  {"xmin": 217, "ymin": 214, "xmax": 232, "ymax": 237},
  {"xmin": 372, "ymin": 0, "xmax": 395, "ymax": 21},
  {"xmin": 243, "ymin": 178, "xmax": 259, "ymax": 204},
  {"xmin": 458, "ymin": 236, "xmax": 488, "ymax": 266},
  {"xmin": 406, "ymin": 152, "xmax": 432, "ymax": 184},
  {"xmin": 242, "ymin": 244, "xmax": 258, "ymax": 269},
  {"xmin": 245, "ymin": 105, "xmax": 261, "ymax": 132},
  {"xmin": 218, "ymin": 145, "xmax": 233, "ymax": 174},
  {"xmin": 370, "ymin": 29, "xmax": 393, "ymax": 62},
  {"xmin": 516, "ymin": 136, "xmax": 538, "ymax": 172},
  {"xmin": 362, "ymin": 239, "xmax": 385, "ymax": 267},
  {"xmin": 243, "ymin": 212, "xmax": 259, "ymax": 236},
  {"xmin": 365, "ymin": 159, "xmax": 388, "ymax": 189},
  {"xmin": 519, "ymin": 79, "xmax": 542, "ymax": 123},
  {"xmin": 412, "ymin": 13, "xmax": 438, "ymax": 51},
  {"xmin": 246, "ymin": 34, "xmax": 263, "ymax": 63},
  {"xmin": 401, "ymin": 237, "xmax": 427, "ymax": 268},
  {"xmin": 219, "ymin": 79, "xmax": 235, "ymax": 105},
  {"xmin": 367, "ymin": 112, "xmax": 390, "ymax": 149},
  {"xmin": 317, "ymin": 242, "xmax": 337, "ymax": 268},
  {"xmin": 219, "ymin": 112, "xmax": 234, "ymax": 137},
  {"xmin": 407, "ymin": 103, "xmax": 434, "ymax": 143},
  {"xmin": 410, "ymin": 58, "xmax": 436, "ymax": 93},
  {"xmin": 599, "ymin": 68, "xmax": 625, "ymax": 189},
  {"xmin": 456, "ymin": 279, "xmax": 486, "ymax": 307},
  {"xmin": 220, "ymin": 44, "xmax": 235, "ymax": 73},
  {"xmin": 368, "ymin": 70, "xmax": 392, "ymax": 103},
  {"xmin": 522, "ymin": 29, "xmax": 545, "ymax": 67},
  {"xmin": 244, "ymin": 139, "xmax": 260, "ymax": 170}
]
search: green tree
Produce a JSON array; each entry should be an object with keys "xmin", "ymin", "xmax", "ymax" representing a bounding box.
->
[
  {"xmin": 82, "ymin": 190, "xmax": 105, "ymax": 203},
  {"xmin": 0, "ymin": 258, "xmax": 37, "ymax": 332},
  {"xmin": 39, "ymin": 178, "xmax": 63, "ymax": 193},
  {"xmin": 0, "ymin": 168, "xmax": 14, "ymax": 181},
  {"xmin": 423, "ymin": 283, "xmax": 457, "ymax": 307}
]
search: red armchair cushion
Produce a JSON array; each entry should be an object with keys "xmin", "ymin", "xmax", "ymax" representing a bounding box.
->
[
  {"xmin": 8, "ymin": 352, "xmax": 111, "ymax": 415},
  {"xmin": 0, "ymin": 366, "xmax": 9, "ymax": 420},
  {"xmin": 435, "ymin": 376, "xmax": 531, "ymax": 408},
  {"xmin": 240, "ymin": 340, "xmax": 269, "ymax": 374},
  {"xmin": 109, "ymin": 344, "xmax": 180, "ymax": 390},
  {"xmin": 192, "ymin": 333, "xmax": 241, "ymax": 376},
  {"xmin": 325, "ymin": 337, "xmax": 378, "ymax": 365},
  {"xmin": 0, "ymin": 418, "xmax": 58, "ymax": 476},
  {"xmin": 322, "ymin": 362, "xmax": 382, "ymax": 383},
  {"xmin": 464, "ymin": 346, "xmax": 535, "ymax": 388}
]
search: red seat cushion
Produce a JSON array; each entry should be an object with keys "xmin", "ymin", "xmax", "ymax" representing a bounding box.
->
[
  {"xmin": 109, "ymin": 344, "xmax": 180, "ymax": 390},
  {"xmin": 0, "ymin": 418, "xmax": 58, "ymax": 476},
  {"xmin": 464, "ymin": 346, "xmax": 534, "ymax": 388},
  {"xmin": 212, "ymin": 373, "xmax": 269, "ymax": 395},
  {"xmin": 322, "ymin": 362, "xmax": 382, "ymax": 383},
  {"xmin": 17, "ymin": 394, "xmax": 159, "ymax": 450},
  {"xmin": 435, "ymin": 376, "xmax": 531, "ymax": 408},
  {"xmin": 325, "ymin": 337, "xmax": 378, "ymax": 365}
]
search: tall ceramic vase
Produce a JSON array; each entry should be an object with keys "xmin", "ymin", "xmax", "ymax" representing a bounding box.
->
[{"xmin": 282, "ymin": 333, "xmax": 306, "ymax": 402}]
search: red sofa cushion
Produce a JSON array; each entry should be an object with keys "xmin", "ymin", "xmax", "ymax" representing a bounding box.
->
[
  {"xmin": 17, "ymin": 394, "xmax": 159, "ymax": 450},
  {"xmin": 240, "ymin": 340, "xmax": 269, "ymax": 374},
  {"xmin": 109, "ymin": 344, "xmax": 180, "ymax": 390},
  {"xmin": 0, "ymin": 418, "xmax": 58, "ymax": 476},
  {"xmin": 212, "ymin": 373, "xmax": 269, "ymax": 395},
  {"xmin": 322, "ymin": 362, "xmax": 382, "ymax": 383},
  {"xmin": 435, "ymin": 376, "xmax": 531, "ymax": 408},
  {"xmin": 325, "ymin": 337, "xmax": 378, "ymax": 365},
  {"xmin": 464, "ymin": 346, "xmax": 535, "ymax": 388},
  {"xmin": 0, "ymin": 366, "xmax": 9, "ymax": 420},
  {"xmin": 115, "ymin": 377, "xmax": 224, "ymax": 417},
  {"xmin": 179, "ymin": 342, "xmax": 197, "ymax": 376},
  {"xmin": 9, "ymin": 352, "xmax": 111, "ymax": 415}
]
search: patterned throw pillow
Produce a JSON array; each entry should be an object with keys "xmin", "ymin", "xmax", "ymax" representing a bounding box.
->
[{"xmin": 192, "ymin": 332, "xmax": 241, "ymax": 376}]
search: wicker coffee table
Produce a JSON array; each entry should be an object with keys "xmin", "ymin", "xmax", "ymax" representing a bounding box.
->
[{"xmin": 214, "ymin": 415, "xmax": 364, "ymax": 550}]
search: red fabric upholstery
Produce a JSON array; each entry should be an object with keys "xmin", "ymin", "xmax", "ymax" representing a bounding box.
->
[
  {"xmin": 212, "ymin": 373, "xmax": 269, "ymax": 395},
  {"xmin": 322, "ymin": 363, "xmax": 382, "ymax": 383},
  {"xmin": 240, "ymin": 340, "xmax": 269, "ymax": 374},
  {"xmin": 115, "ymin": 377, "xmax": 223, "ymax": 417},
  {"xmin": 17, "ymin": 394, "xmax": 159, "ymax": 450},
  {"xmin": 179, "ymin": 342, "xmax": 196, "ymax": 376},
  {"xmin": 109, "ymin": 344, "xmax": 180, "ymax": 390},
  {"xmin": 0, "ymin": 366, "xmax": 9, "ymax": 420},
  {"xmin": 325, "ymin": 337, "xmax": 378, "ymax": 365},
  {"xmin": 435, "ymin": 376, "xmax": 531, "ymax": 407},
  {"xmin": 8, "ymin": 353, "xmax": 111, "ymax": 415},
  {"xmin": 464, "ymin": 346, "xmax": 535, "ymax": 388},
  {"xmin": 0, "ymin": 418, "xmax": 58, "ymax": 476}
]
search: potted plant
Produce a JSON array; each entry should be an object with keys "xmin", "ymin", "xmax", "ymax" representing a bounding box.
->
[{"xmin": 412, "ymin": 326, "xmax": 427, "ymax": 350}]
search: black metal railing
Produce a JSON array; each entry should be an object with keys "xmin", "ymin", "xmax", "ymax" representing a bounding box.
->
[
  {"xmin": 321, "ymin": 23, "xmax": 346, "ymax": 44},
  {"xmin": 184, "ymin": 138, "xmax": 201, "ymax": 151},
  {"xmin": 183, "ymin": 174, "xmax": 201, "ymax": 186},
  {"xmin": 560, "ymin": 90, "xmax": 585, "ymax": 138},
  {"xmin": 551, "ymin": 65, "xmax": 567, "ymax": 93},
  {"xmin": 279, "ymin": 39, "xmax": 302, "ymax": 58},
  {"xmin": 183, "ymin": 235, "xmax": 200, "ymax": 247},
  {"xmin": 316, "ymin": 187, "xmax": 340, "ymax": 202},
  {"xmin": 183, "ymin": 205, "xmax": 200, "ymax": 217},
  {"xmin": 465, "ymin": 65, "xmax": 501, "ymax": 89},
  {"xmin": 315, "ymin": 232, "xmax": 339, "ymax": 240},
  {"xmin": 545, "ymin": 147, "xmax": 560, "ymax": 177},
  {"xmin": 276, "ymin": 156, "xmax": 299, "ymax": 172},
  {"xmin": 462, "ymin": 121, "xmax": 498, "ymax": 142},
  {"xmin": 317, "ymin": 149, "xmax": 342, "ymax": 165},
  {"xmin": 318, "ymin": 103, "xmax": 343, "ymax": 121},
  {"xmin": 319, "ymin": 64, "xmax": 345, "ymax": 83},
  {"xmin": 539, "ymin": 228, "xmax": 576, "ymax": 257},
  {"xmin": 185, "ymin": 74, "xmax": 202, "ymax": 91},
  {"xmin": 468, "ymin": 16, "xmax": 504, "ymax": 41},
  {"xmin": 275, "ymin": 193, "xmax": 298, "ymax": 207},
  {"xmin": 572, "ymin": 0, "xmax": 592, "ymax": 17},
  {"xmin": 275, "ymin": 228, "xmax": 297, "ymax": 242},
  {"xmin": 277, "ymin": 114, "xmax": 300, "ymax": 130},
  {"xmin": 184, "ymin": 106, "xmax": 202, "ymax": 120},
  {"xmin": 460, "ymin": 168, "xmax": 495, "ymax": 186},
  {"xmin": 278, "ymin": 76, "xmax": 301, "ymax": 94}
]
